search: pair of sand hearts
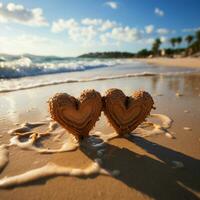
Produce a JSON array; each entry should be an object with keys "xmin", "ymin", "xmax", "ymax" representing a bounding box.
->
[{"xmin": 49, "ymin": 89, "xmax": 154, "ymax": 139}]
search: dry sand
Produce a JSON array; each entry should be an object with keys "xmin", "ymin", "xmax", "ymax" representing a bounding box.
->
[
  {"xmin": 0, "ymin": 72, "xmax": 200, "ymax": 200},
  {"xmin": 139, "ymin": 57, "xmax": 200, "ymax": 68}
]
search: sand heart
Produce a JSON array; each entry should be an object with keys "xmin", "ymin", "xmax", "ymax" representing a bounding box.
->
[
  {"xmin": 103, "ymin": 89, "xmax": 154, "ymax": 135},
  {"xmin": 49, "ymin": 89, "xmax": 102, "ymax": 139}
]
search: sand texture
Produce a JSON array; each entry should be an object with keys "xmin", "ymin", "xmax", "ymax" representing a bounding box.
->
[
  {"xmin": 49, "ymin": 89, "xmax": 102, "ymax": 139},
  {"xmin": 139, "ymin": 57, "xmax": 200, "ymax": 68},
  {"xmin": 103, "ymin": 89, "xmax": 154, "ymax": 135},
  {"xmin": 0, "ymin": 69, "xmax": 200, "ymax": 200}
]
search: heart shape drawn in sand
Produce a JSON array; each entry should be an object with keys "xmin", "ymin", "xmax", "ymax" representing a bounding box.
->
[
  {"xmin": 49, "ymin": 89, "xmax": 102, "ymax": 139},
  {"xmin": 103, "ymin": 89, "xmax": 154, "ymax": 135}
]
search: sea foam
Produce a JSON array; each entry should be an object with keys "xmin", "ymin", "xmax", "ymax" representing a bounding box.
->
[
  {"xmin": 0, "ymin": 113, "xmax": 173, "ymax": 188},
  {"xmin": 0, "ymin": 57, "xmax": 130, "ymax": 79},
  {"xmin": 1, "ymin": 56, "xmax": 200, "ymax": 93}
]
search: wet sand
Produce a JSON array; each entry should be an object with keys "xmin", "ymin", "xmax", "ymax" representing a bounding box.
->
[
  {"xmin": 0, "ymin": 72, "xmax": 200, "ymax": 199},
  {"xmin": 139, "ymin": 57, "xmax": 200, "ymax": 68}
]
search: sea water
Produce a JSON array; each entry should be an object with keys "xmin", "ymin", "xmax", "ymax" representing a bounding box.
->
[{"xmin": 1, "ymin": 55, "xmax": 199, "ymax": 93}]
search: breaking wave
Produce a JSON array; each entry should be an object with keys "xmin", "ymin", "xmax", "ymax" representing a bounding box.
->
[
  {"xmin": 0, "ymin": 57, "xmax": 131, "ymax": 79},
  {"xmin": 1, "ymin": 55, "xmax": 200, "ymax": 93}
]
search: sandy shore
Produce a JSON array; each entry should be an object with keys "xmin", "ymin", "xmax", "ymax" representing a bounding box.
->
[
  {"xmin": 138, "ymin": 57, "xmax": 200, "ymax": 68},
  {"xmin": 0, "ymin": 71, "xmax": 200, "ymax": 199}
]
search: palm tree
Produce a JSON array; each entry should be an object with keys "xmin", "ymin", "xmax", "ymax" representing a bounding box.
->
[
  {"xmin": 176, "ymin": 37, "xmax": 182, "ymax": 46},
  {"xmin": 185, "ymin": 35, "xmax": 194, "ymax": 47},
  {"xmin": 195, "ymin": 30, "xmax": 200, "ymax": 53},
  {"xmin": 170, "ymin": 38, "xmax": 177, "ymax": 48},
  {"xmin": 196, "ymin": 30, "xmax": 200, "ymax": 43},
  {"xmin": 152, "ymin": 38, "xmax": 162, "ymax": 56}
]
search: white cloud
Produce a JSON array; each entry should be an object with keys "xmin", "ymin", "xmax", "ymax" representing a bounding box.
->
[
  {"xmin": 81, "ymin": 18, "xmax": 102, "ymax": 26},
  {"xmin": 112, "ymin": 27, "xmax": 140, "ymax": 42},
  {"xmin": 101, "ymin": 26, "xmax": 140, "ymax": 43},
  {"xmin": 100, "ymin": 34, "xmax": 109, "ymax": 44},
  {"xmin": 51, "ymin": 18, "xmax": 97, "ymax": 43},
  {"xmin": 136, "ymin": 38, "xmax": 154, "ymax": 45},
  {"xmin": 52, "ymin": 18, "xmax": 142, "ymax": 46},
  {"xmin": 156, "ymin": 28, "xmax": 169, "ymax": 34},
  {"xmin": 0, "ymin": 2, "xmax": 48, "ymax": 26},
  {"xmin": 145, "ymin": 38, "xmax": 154, "ymax": 44},
  {"xmin": 99, "ymin": 20, "xmax": 117, "ymax": 31},
  {"xmin": 105, "ymin": 1, "xmax": 118, "ymax": 9},
  {"xmin": 81, "ymin": 18, "xmax": 118, "ymax": 31},
  {"xmin": 182, "ymin": 28, "xmax": 193, "ymax": 32},
  {"xmin": 160, "ymin": 36, "xmax": 167, "ymax": 43},
  {"xmin": 7, "ymin": 3, "xmax": 24, "ymax": 11},
  {"xmin": 51, "ymin": 18, "xmax": 78, "ymax": 33},
  {"xmin": 182, "ymin": 27, "xmax": 200, "ymax": 32},
  {"xmin": 69, "ymin": 26, "xmax": 97, "ymax": 43},
  {"xmin": 52, "ymin": 18, "xmax": 118, "ymax": 38},
  {"xmin": 145, "ymin": 25, "xmax": 154, "ymax": 34},
  {"xmin": 155, "ymin": 8, "xmax": 164, "ymax": 17}
]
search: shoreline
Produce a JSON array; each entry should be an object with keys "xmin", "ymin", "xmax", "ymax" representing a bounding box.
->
[
  {"xmin": 0, "ymin": 65, "xmax": 200, "ymax": 199},
  {"xmin": 137, "ymin": 57, "xmax": 200, "ymax": 68}
]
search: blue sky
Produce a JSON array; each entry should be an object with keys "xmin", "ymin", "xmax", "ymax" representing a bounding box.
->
[{"xmin": 0, "ymin": 0, "xmax": 200, "ymax": 56}]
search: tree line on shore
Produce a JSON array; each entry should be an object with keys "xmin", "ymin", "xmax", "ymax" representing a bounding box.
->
[
  {"xmin": 141, "ymin": 30, "xmax": 200, "ymax": 58},
  {"xmin": 79, "ymin": 30, "xmax": 200, "ymax": 59},
  {"xmin": 79, "ymin": 51, "xmax": 135, "ymax": 58}
]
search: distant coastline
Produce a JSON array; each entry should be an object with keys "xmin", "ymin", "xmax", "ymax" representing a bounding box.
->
[{"xmin": 78, "ymin": 52, "xmax": 135, "ymax": 58}]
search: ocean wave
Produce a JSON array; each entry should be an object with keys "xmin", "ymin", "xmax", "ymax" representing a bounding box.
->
[
  {"xmin": 0, "ymin": 57, "xmax": 132, "ymax": 79},
  {"xmin": 1, "ymin": 56, "xmax": 200, "ymax": 93},
  {"xmin": 0, "ymin": 57, "xmax": 6, "ymax": 62}
]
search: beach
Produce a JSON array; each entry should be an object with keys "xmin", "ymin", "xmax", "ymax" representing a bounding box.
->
[
  {"xmin": 139, "ymin": 57, "xmax": 200, "ymax": 68},
  {"xmin": 0, "ymin": 59, "xmax": 200, "ymax": 200}
]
